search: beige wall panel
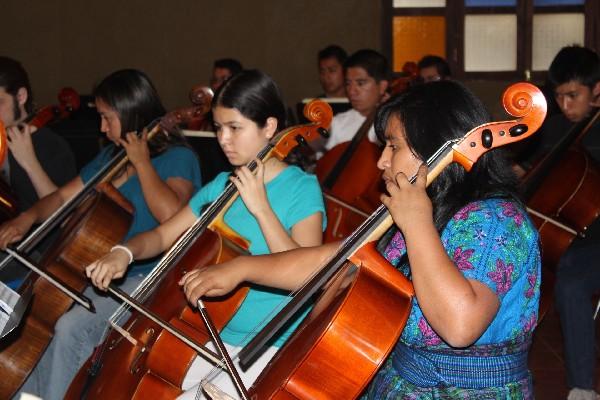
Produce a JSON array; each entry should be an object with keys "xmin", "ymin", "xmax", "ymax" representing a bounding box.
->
[{"xmin": 0, "ymin": 1, "xmax": 381, "ymax": 112}]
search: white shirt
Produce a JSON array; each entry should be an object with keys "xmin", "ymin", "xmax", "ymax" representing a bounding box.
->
[{"xmin": 324, "ymin": 108, "xmax": 379, "ymax": 151}]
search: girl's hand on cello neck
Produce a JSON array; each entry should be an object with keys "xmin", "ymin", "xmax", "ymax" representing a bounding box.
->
[
  {"xmin": 230, "ymin": 158, "xmax": 270, "ymax": 217},
  {"xmin": 381, "ymin": 164, "xmax": 433, "ymax": 235},
  {"xmin": 118, "ymin": 130, "xmax": 152, "ymax": 172}
]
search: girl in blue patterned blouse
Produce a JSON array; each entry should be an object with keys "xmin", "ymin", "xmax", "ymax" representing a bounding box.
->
[{"xmin": 180, "ymin": 80, "xmax": 541, "ymax": 399}]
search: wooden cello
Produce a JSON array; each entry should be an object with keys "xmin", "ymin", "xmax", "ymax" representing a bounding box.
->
[
  {"xmin": 0, "ymin": 94, "xmax": 212, "ymax": 398},
  {"xmin": 522, "ymin": 108, "xmax": 600, "ymax": 271},
  {"xmin": 235, "ymin": 82, "xmax": 547, "ymax": 399},
  {"xmin": 64, "ymin": 100, "xmax": 333, "ymax": 400}
]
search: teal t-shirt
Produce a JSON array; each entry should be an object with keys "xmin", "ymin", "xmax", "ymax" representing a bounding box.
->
[
  {"xmin": 188, "ymin": 165, "xmax": 326, "ymax": 347},
  {"xmin": 80, "ymin": 145, "xmax": 202, "ymax": 275}
]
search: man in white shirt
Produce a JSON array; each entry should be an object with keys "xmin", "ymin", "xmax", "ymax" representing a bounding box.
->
[{"xmin": 324, "ymin": 49, "xmax": 389, "ymax": 151}]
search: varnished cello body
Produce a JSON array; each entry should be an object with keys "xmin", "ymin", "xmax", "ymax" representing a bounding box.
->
[
  {"xmin": 238, "ymin": 83, "xmax": 547, "ymax": 399},
  {"xmin": 524, "ymin": 109, "xmax": 600, "ymax": 271},
  {"xmin": 66, "ymin": 227, "xmax": 248, "ymax": 400},
  {"xmin": 0, "ymin": 185, "xmax": 133, "ymax": 398},
  {"xmin": 251, "ymin": 242, "xmax": 414, "ymax": 399}
]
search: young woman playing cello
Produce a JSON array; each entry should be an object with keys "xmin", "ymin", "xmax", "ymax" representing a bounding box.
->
[
  {"xmin": 0, "ymin": 69, "xmax": 202, "ymax": 400},
  {"xmin": 85, "ymin": 69, "xmax": 326, "ymax": 399},
  {"xmin": 180, "ymin": 81, "xmax": 542, "ymax": 398}
]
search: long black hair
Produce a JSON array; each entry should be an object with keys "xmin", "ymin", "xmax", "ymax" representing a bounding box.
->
[
  {"xmin": 210, "ymin": 69, "xmax": 312, "ymax": 167},
  {"xmin": 212, "ymin": 69, "xmax": 286, "ymax": 131},
  {"xmin": 93, "ymin": 69, "xmax": 186, "ymax": 156},
  {"xmin": 375, "ymin": 80, "xmax": 520, "ymax": 231}
]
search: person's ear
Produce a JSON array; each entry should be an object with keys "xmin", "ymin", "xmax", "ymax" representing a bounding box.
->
[
  {"xmin": 16, "ymin": 87, "xmax": 28, "ymax": 107},
  {"xmin": 592, "ymin": 81, "xmax": 600, "ymax": 98},
  {"xmin": 379, "ymin": 80, "xmax": 389, "ymax": 96},
  {"xmin": 264, "ymin": 117, "xmax": 278, "ymax": 139}
]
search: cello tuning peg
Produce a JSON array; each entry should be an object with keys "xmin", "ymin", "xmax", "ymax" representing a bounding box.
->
[
  {"xmin": 509, "ymin": 124, "xmax": 529, "ymax": 137},
  {"xmin": 481, "ymin": 129, "xmax": 493, "ymax": 149},
  {"xmin": 318, "ymin": 127, "xmax": 330, "ymax": 138},
  {"xmin": 295, "ymin": 135, "xmax": 307, "ymax": 147}
]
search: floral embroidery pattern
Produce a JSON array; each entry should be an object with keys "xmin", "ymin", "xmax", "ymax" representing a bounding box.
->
[
  {"xmin": 418, "ymin": 318, "xmax": 442, "ymax": 346},
  {"xmin": 373, "ymin": 198, "xmax": 540, "ymax": 399},
  {"xmin": 453, "ymin": 247, "xmax": 475, "ymax": 271},
  {"xmin": 453, "ymin": 203, "xmax": 481, "ymax": 221},
  {"xmin": 501, "ymin": 201, "xmax": 524, "ymax": 227},
  {"xmin": 522, "ymin": 312, "xmax": 537, "ymax": 333},
  {"xmin": 525, "ymin": 271, "xmax": 537, "ymax": 299},
  {"xmin": 385, "ymin": 231, "xmax": 406, "ymax": 265},
  {"xmin": 488, "ymin": 259, "xmax": 514, "ymax": 295},
  {"xmin": 385, "ymin": 198, "xmax": 539, "ymax": 352}
]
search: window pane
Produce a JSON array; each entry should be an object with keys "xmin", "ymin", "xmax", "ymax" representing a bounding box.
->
[
  {"xmin": 393, "ymin": 16, "xmax": 446, "ymax": 72},
  {"xmin": 393, "ymin": 0, "xmax": 445, "ymax": 7},
  {"xmin": 464, "ymin": 14, "xmax": 517, "ymax": 71},
  {"xmin": 466, "ymin": 0, "xmax": 516, "ymax": 6},
  {"xmin": 534, "ymin": 0, "xmax": 584, "ymax": 6},
  {"xmin": 532, "ymin": 13, "xmax": 584, "ymax": 70}
]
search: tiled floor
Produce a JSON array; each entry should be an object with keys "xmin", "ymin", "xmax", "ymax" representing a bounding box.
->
[{"xmin": 530, "ymin": 304, "xmax": 600, "ymax": 399}]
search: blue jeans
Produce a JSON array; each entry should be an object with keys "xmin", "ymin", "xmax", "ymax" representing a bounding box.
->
[
  {"xmin": 555, "ymin": 239, "xmax": 600, "ymax": 390},
  {"xmin": 16, "ymin": 272, "xmax": 146, "ymax": 400}
]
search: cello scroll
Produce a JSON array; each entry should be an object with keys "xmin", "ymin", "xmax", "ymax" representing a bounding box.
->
[{"xmin": 452, "ymin": 82, "xmax": 547, "ymax": 171}]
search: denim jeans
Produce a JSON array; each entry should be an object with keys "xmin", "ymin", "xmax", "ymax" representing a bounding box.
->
[
  {"xmin": 16, "ymin": 272, "xmax": 146, "ymax": 400},
  {"xmin": 555, "ymin": 239, "xmax": 600, "ymax": 390}
]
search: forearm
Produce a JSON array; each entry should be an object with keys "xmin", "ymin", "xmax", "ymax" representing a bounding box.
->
[
  {"xmin": 22, "ymin": 189, "xmax": 68, "ymax": 224},
  {"xmin": 122, "ymin": 229, "xmax": 166, "ymax": 260},
  {"xmin": 135, "ymin": 161, "xmax": 183, "ymax": 222},
  {"xmin": 242, "ymin": 242, "xmax": 339, "ymax": 290},
  {"xmin": 254, "ymin": 208, "xmax": 300, "ymax": 253},
  {"xmin": 123, "ymin": 206, "xmax": 197, "ymax": 261}
]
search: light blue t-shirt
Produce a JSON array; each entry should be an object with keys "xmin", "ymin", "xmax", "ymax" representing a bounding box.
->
[
  {"xmin": 81, "ymin": 145, "xmax": 202, "ymax": 275},
  {"xmin": 188, "ymin": 165, "xmax": 326, "ymax": 347}
]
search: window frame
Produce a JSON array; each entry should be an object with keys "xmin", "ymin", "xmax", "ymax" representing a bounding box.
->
[{"xmin": 382, "ymin": 0, "xmax": 595, "ymax": 81}]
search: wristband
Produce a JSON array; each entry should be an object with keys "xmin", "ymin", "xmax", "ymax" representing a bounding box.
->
[{"xmin": 110, "ymin": 245, "xmax": 134, "ymax": 265}]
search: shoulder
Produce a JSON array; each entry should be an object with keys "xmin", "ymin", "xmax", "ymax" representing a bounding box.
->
[
  {"xmin": 446, "ymin": 198, "xmax": 537, "ymax": 242},
  {"xmin": 332, "ymin": 109, "xmax": 360, "ymax": 124},
  {"xmin": 151, "ymin": 145, "xmax": 200, "ymax": 174},
  {"xmin": 277, "ymin": 166, "xmax": 320, "ymax": 190},
  {"xmin": 32, "ymin": 126, "xmax": 71, "ymax": 148},
  {"xmin": 155, "ymin": 145, "xmax": 197, "ymax": 161}
]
